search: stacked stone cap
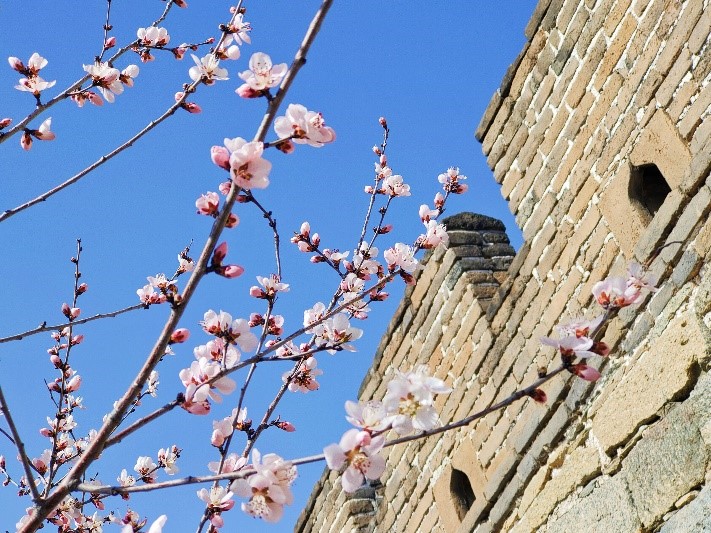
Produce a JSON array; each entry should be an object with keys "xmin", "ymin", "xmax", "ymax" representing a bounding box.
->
[{"xmin": 441, "ymin": 212, "xmax": 516, "ymax": 308}]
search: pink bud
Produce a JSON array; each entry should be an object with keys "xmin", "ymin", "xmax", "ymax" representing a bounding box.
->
[
  {"xmin": 379, "ymin": 116, "xmax": 387, "ymax": 128},
  {"xmin": 571, "ymin": 363, "xmax": 601, "ymax": 382},
  {"xmin": 21, "ymin": 131, "xmax": 32, "ymax": 151},
  {"xmin": 300, "ymin": 221, "xmax": 310, "ymax": 236},
  {"xmin": 372, "ymin": 145, "xmax": 381, "ymax": 156},
  {"xmin": 212, "ymin": 242, "xmax": 228, "ymax": 265},
  {"xmin": 380, "ymin": 154, "xmax": 387, "ymax": 166},
  {"xmin": 276, "ymin": 421, "xmax": 296, "ymax": 432},
  {"xmin": 47, "ymin": 346, "xmax": 59, "ymax": 356},
  {"xmin": 70, "ymin": 334, "xmax": 84, "ymax": 346},
  {"xmin": 104, "ymin": 36, "xmax": 116, "ymax": 49},
  {"xmin": 276, "ymin": 139, "xmax": 295, "ymax": 154},
  {"xmin": 249, "ymin": 287, "xmax": 265, "ymax": 299},
  {"xmin": 226, "ymin": 213, "xmax": 239, "ymax": 228},
  {"xmin": 218, "ymin": 181, "xmax": 232, "ymax": 195},
  {"xmin": 0, "ymin": 118, "xmax": 11, "ymax": 129},
  {"xmin": 183, "ymin": 102, "xmax": 202, "ymax": 113},
  {"xmin": 364, "ymin": 185, "xmax": 374, "ymax": 194},
  {"xmin": 170, "ymin": 328, "xmax": 190, "ymax": 344},
  {"xmin": 211, "ymin": 430, "xmax": 226, "ymax": 447},
  {"xmin": 312, "ymin": 233, "xmax": 320, "ymax": 247},
  {"xmin": 8, "ymin": 57, "xmax": 23, "ymax": 72},
  {"xmin": 377, "ymin": 224, "xmax": 393, "ymax": 234},
  {"xmin": 50, "ymin": 354, "xmax": 62, "ymax": 368},
  {"xmin": 47, "ymin": 381, "xmax": 61, "ymax": 392},
  {"xmin": 65, "ymin": 375, "xmax": 82, "ymax": 392},
  {"xmin": 76, "ymin": 283, "xmax": 88, "ymax": 295},
  {"xmin": 221, "ymin": 264, "xmax": 244, "ymax": 278},
  {"xmin": 0, "ymin": 455, "xmax": 5, "ymax": 469},
  {"xmin": 210, "ymin": 146, "xmax": 231, "ymax": 171},
  {"xmin": 236, "ymin": 83, "xmax": 261, "ymax": 99},
  {"xmin": 61, "ymin": 303, "xmax": 71, "ymax": 317}
]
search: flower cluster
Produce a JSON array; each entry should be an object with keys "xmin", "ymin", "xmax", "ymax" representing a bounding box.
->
[
  {"xmin": 231, "ymin": 449, "xmax": 297, "ymax": 523},
  {"xmin": 541, "ymin": 261, "xmax": 658, "ymax": 383},
  {"xmin": 82, "ymin": 61, "xmax": 139, "ymax": 104},
  {"xmin": 325, "ymin": 366, "xmax": 450, "ymax": 492},
  {"xmin": 9, "ymin": 52, "xmax": 56, "ymax": 97}
]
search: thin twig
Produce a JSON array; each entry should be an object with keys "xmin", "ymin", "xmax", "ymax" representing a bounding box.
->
[
  {"xmin": 0, "ymin": 386, "xmax": 40, "ymax": 501},
  {"xmin": 0, "ymin": 303, "xmax": 146, "ymax": 344}
]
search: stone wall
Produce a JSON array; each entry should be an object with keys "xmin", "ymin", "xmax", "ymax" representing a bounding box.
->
[{"xmin": 297, "ymin": 0, "xmax": 711, "ymax": 531}]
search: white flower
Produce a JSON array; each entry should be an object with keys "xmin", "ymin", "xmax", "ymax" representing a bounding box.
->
[
  {"xmin": 274, "ymin": 104, "xmax": 336, "ymax": 147},
  {"xmin": 238, "ymin": 52, "xmax": 287, "ymax": 91},
  {"xmin": 189, "ymin": 54, "xmax": 228, "ymax": 85}
]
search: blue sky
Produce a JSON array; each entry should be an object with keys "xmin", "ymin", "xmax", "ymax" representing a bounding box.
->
[{"xmin": 0, "ymin": 1, "xmax": 535, "ymax": 530}]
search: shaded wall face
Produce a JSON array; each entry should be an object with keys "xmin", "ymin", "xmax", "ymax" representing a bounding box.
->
[{"xmin": 297, "ymin": 0, "xmax": 711, "ymax": 531}]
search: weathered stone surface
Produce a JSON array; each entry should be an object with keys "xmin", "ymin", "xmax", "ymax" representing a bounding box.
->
[
  {"xmin": 591, "ymin": 312, "xmax": 704, "ymax": 453},
  {"xmin": 545, "ymin": 475, "xmax": 641, "ymax": 533},
  {"xmin": 622, "ymin": 371, "xmax": 711, "ymax": 527},
  {"xmin": 660, "ymin": 484, "xmax": 711, "ymax": 533}
]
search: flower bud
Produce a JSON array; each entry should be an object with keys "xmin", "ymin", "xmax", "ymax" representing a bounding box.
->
[
  {"xmin": 104, "ymin": 36, "xmax": 117, "ymax": 49},
  {"xmin": 379, "ymin": 116, "xmax": 387, "ymax": 128},
  {"xmin": 221, "ymin": 265, "xmax": 244, "ymax": 278},
  {"xmin": 170, "ymin": 328, "xmax": 190, "ymax": 344},
  {"xmin": 276, "ymin": 421, "xmax": 296, "ymax": 432},
  {"xmin": 212, "ymin": 242, "xmax": 228, "ymax": 265},
  {"xmin": 76, "ymin": 283, "xmax": 88, "ymax": 295},
  {"xmin": 0, "ymin": 118, "xmax": 11, "ymax": 129}
]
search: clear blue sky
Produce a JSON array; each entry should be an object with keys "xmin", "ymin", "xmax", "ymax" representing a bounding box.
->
[{"xmin": 0, "ymin": 1, "xmax": 535, "ymax": 530}]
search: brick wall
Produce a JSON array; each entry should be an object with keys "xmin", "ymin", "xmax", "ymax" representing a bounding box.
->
[{"xmin": 297, "ymin": 0, "xmax": 711, "ymax": 531}]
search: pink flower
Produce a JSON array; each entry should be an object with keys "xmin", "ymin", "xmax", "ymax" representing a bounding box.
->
[
  {"xmin": 84, "ymin": 61, "xmax": 124, "ymax": 103},
  {"xmin": 382, "ymin": 174, "xmax": 411, "ymax": 197},
  {"xmin": 382, "ymin": 366, "xmax": 451, "ymax": 435},
  {"xmin": 15, "ymin": 76, "xmax": 56, "ymax": 95},
  {"xmin": 226, "ymin": 14, "xmax": 252, "ymax": 45},
  {"xmin": 592, "ymin": 277, "xmax": 642, "ymax": 309},
  {"xmin": 345, "ymin": 400, "xmax": 390, "ymax": 432},
  {"xmin": 251, "ymin": 274, "xmax": 289, "ymax": 299},
  {"xmin": 311, "ymin": 313, "xmax": 363, "ymax": 354},
  {"xmin": 274, "ymin": 104, "xmax": 336, "ymax": 147},
  {"xmin": 201, "ymin": 309, "xmax": 258, "ymax": 351},
  {"xmin": 179, "ymin": 357, "xmax": 237, "ymax": 406},
  {"xmin": 284, "ymin": 357, "xmax": 323, "ymax": 393},
  {"xmin": 120, "ymin": 65, "xmax": 140, "ymax": 87},
  {"xmin": 237, "ymin": 52, "xmax": 287, "ymax": 94},
  {"xmin": 324, "ymin": 429, "xmax": 386, "ymax": 493},
  {"xmin": 419, "ymin": 204, "xmax": 439, "ymax": 222},
  {"xmin": 230, "ymin": 450, "xmax": 296, "ymax": 523},
  {"xmin": 417, "ymin": 220, "xmax": 449, "ymax": 249},
  {"xmin": 197, "ymin": 486, "xmax": 235, "ymax": 528},
  {"xmin": 437, "ymin": 166, "xmax": 468, "ymax": 194},
  {"xmin": 196, "ymin": 191, "xmax": 220, "ymax": 216},
  {"xmin": 137, "ymin": 27, "xmax": 170, "ymax": 46},
  {"xmin": 540, "ymin": 335, "xmax": 596, "ymax": 359},
  {"xmin": 383, "ymin": 243, "xmax": 419, "ymax": 273},
  {"xmin": 224, "ymin": 137, "xmax": 272, "ymax": 190},
  {"xmin": 70, "ymin": 90, "xmax": 103, "ymax": 107}
]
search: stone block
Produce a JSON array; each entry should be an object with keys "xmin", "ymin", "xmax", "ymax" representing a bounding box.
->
[
  {"xmin": 545, "ymin": 475, "xmax": 642, "ymax": 533},
  {"xmin": 591, "ymin": 311, "xmax": 704, "ymax": 453},
  {"xmin": 622, "ymin": 373, "xmax": 711, "ymax": 527},
  {"xmin": 659, "ymin": 484, "xmax": 711, "ymax": 533}
]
